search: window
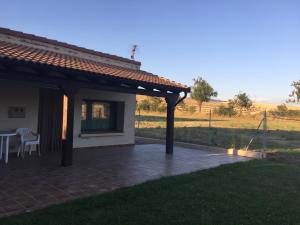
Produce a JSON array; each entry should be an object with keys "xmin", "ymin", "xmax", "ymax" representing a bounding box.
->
[{"xmin": 81, "ymin": 100, "xmax": 124, "ymax": 133}]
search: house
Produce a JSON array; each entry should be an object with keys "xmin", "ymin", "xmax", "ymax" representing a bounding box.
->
[{"xmin": 0, "ymin": 27, "xmax": 190, "ymax": 166}]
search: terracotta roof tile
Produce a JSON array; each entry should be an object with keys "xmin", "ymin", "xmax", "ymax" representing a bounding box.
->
[
  {"xmin": 0, "ymin": 27, "xmax": 141, "ymax": 66},
  {"xmin": 0, "ymin": 41, "xmax": 189, "ymax": 90}
]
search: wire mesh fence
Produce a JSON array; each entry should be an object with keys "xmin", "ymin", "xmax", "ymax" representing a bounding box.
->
[{"xmin": 135, "ymin": 110, "xmax": 300, "ymax": 152}]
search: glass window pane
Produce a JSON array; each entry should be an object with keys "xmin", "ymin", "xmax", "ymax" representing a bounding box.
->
[
  {"xmin": 81, "ymin": 102, "xmax": 87, "ymax": 131},
  {"xmin": 91, "ymin": 102, "xmax": 111, "ymax": 130},
  {"xmin": 81, "ymin": 102, "xmax": 87, "ymax": 120},
  {"xmin": 81, "ymin": 101, "xmax": 117, "ymax": 132},
  {"xmin": 92, "ymin": 103, "xmax": 110, "ymax": 119}
]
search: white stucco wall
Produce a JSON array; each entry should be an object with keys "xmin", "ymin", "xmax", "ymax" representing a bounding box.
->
[
  {"xmin": 0, "ymin": 80, "xmax": 40, "ymax": 131},
  {"xmin": 0, "ymin": 80, "xmax": 136, "ymax": 151},
  {"xmin": 0, "ymin": 80, "xmax": 40, "ymax": 150},
  {"xmin": 73, "ymin": 89, "xmax": 136, "ymax": 148}
]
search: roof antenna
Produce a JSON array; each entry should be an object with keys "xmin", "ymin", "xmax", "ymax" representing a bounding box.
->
[{"xmin": 131, "ymin": 44, "xmax": 138, "ymax": 60}]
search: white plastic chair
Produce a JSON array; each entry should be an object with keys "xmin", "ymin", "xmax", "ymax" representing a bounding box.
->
[{"xmin": 16, "ymin": 128, "xmax": 40, "ymax": 157}]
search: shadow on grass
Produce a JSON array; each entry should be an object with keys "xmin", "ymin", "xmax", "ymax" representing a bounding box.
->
[
  {"xmin": 136, "ymin": 115, "xmax": 225, "ymax": 122},
  {"xmin": 136, "ymin": 126, "xmax": 300, "ymax": 151}
]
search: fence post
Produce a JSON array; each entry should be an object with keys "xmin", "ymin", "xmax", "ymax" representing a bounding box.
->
[
  {"xmin": 263, "ymin": 110, "xmax": 268, "ymax": 153},
  {"xmin": 137, "ymin": 109, "xmax": 141, "ymax": 129},
  {"xmin": 209, "ymin": 109, "xmax": 212, "ymax": 128}
]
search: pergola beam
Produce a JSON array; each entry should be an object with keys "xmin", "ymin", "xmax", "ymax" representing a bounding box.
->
[
  {"xmin": 0, "ymin": 66, "xmax": 182, "ymax": 98},
  {"xmin": 0, "ymin": 59, "xmax": 189, "ymax": 95}
]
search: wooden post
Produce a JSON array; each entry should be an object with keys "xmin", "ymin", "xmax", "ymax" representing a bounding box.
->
[
  {"xmin": 263, "ymin": 110, "xmax": 268, "ymax": 152},
  {"xmin": 61, "ymin": 86, "xmax": 76, "ymax": 167},
  {"xmin": 165, "ymin": 94, "xmax": 179, "ymax": 154}
]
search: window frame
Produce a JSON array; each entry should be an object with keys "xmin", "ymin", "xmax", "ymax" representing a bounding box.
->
[{"xmin": 81, "ymin": 99, "xmax": 124, "ymax": 134}]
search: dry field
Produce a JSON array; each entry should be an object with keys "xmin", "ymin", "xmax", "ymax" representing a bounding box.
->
[{"xmin": 135, "ymin": 110, "xmax": 300, "ymax": 152}]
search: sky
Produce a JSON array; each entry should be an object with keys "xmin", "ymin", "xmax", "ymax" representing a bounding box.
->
[{"xmin": 1, "ymin": 0, "xmax": 299, "ymax": 103}]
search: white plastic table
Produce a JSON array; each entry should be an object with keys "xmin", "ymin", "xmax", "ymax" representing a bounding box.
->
[{"xmin": 0, "ymin": 131, "xmax": 17, "ymax": 164}]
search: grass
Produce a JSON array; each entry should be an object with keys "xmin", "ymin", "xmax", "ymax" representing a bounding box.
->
[
  {"xmin": 2, "ymin": 160, "xmax": 300, "ymax": 225},
  {"xmin": 135, "ymin": 112, "xmax": 300, "ymax": 151}
]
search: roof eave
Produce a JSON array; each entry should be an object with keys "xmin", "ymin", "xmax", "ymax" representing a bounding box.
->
[{"xmin": 0, "ymin": 27, "xmax": 141, "ymax": 66}]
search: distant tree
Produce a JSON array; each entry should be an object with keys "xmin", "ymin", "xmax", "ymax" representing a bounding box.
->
[
  {"xmin": 231, "ymin": 92, "xmax": 253, "ymax": 115},
  {"xmin": 216, "ymin": 105, "xmax": 237, "ymax": 117},
  {"xmin": 148, "ymin": 97, "xmax": 162, "ymax": 112},
  {"xmin": 288, "ymin": 81, "xmax": 300, "ymax": 103},
  {"xmin": 191, "ymin": 77, "xmax": 218, "ymax": 112},
  {"xmin": 228, "ymin": 99, "xmax": 235, "ymax": 109},
  {"xmin": 277, "ymin": 104, "xmax": 288, "ymax": 113},
  {"xmin": 137, "ymin": 99, "xmax": 151, "ymax": 111}
]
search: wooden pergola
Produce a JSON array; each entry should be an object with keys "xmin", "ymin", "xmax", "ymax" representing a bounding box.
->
[{"xmin": 0, "ymin": 57, "xmax": 190, "ymax": 166}]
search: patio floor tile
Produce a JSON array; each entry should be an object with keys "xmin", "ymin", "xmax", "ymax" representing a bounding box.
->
[{"xmin": 0, "ymin": 144, "xmax": 248, "ymax": 217}]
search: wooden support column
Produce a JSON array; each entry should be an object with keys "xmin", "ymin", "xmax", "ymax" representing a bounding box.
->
[
  {"xmin": 61, "ymin": 86, "xmax": 77, "ymax": 167},
  {"xmin": 165, "ymin": 94, "xmax": 179, "ymax": 154}
]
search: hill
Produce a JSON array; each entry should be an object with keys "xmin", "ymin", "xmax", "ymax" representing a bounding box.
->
[{"xmin": 136, "ymin": 95, "xmax": 300, "ymax": 114}]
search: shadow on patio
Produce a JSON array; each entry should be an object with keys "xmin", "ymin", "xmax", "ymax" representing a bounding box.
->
[{"xmin": 0, "ymin": 144, "xmax": 248, "ymax": 217}]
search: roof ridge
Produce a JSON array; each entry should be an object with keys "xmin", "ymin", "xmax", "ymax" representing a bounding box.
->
[
  {"xmin": 0, "ymin": 40, "xmax": 189, "ymax": 90},
  {"xmin": 0, "ymin": 27, "xmax": 141, "ymax": 66}
]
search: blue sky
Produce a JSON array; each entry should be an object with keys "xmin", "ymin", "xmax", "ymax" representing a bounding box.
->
[{"xmin": 1, "ymin": 0, "xmax": 299, "ymax": 103}]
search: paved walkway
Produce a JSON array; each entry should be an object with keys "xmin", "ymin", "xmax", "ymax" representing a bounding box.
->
[{"xmin": 0, "ymin": 144, "xmax": 248, "ymax": 217}]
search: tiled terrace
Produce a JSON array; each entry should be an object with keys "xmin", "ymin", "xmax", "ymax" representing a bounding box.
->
[{"xmin": 0, "ymin": 144, "xmax": 248, "ymax": 218}]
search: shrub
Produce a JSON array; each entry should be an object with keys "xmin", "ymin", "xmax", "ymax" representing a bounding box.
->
[
  {"xmin": 137, "ymin": 99, "xmax": 151, "ymax": 111},
  {"xmin": 270, "ymin": 104, "xmax": 300, "ymax": 118},
  {"xmin": 157, "ymin": 104, "xmax": 167, "ymax": 112},
  {"xmin": 277, "ymin": 104, "xmax": 288, "ymax": 113},
  {"xmin": 216, "ymin": 105, "xmax": 237, "ymax": 117},
  {"xmin": 188, "ymin": 106, "xmax": 197, "ymax": 114}
]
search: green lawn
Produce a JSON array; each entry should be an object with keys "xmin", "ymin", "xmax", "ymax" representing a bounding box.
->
[{"xmin": 2, "ymin": 160, "xmax": 300, "ymax": 225}]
